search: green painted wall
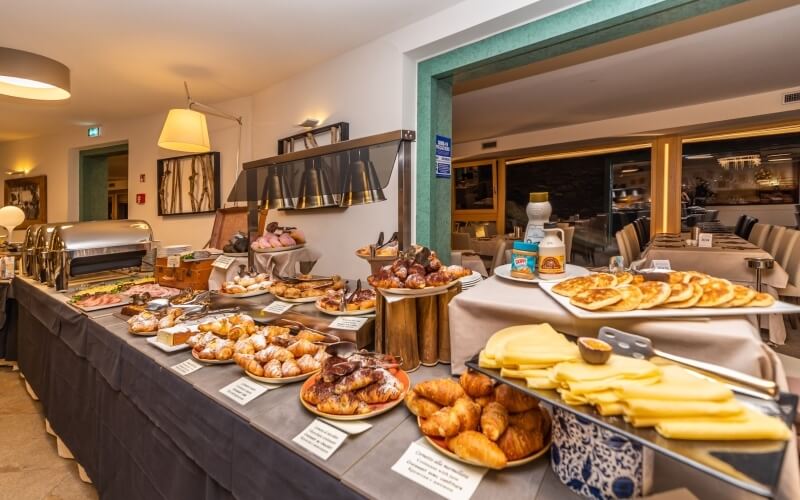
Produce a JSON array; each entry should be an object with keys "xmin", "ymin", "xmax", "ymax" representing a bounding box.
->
[
  {"xmin": 415, "ymin": 0, "xmax": 748, "ymax": 260},
  {"xmin": 79, "ymin": 156, "xmax": 108, "ymax": 221}
]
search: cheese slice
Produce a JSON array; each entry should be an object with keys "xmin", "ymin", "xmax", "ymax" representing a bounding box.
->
[
  {"xmin": 478, "ymin": 350, "xmax": 500, "ymax": 369},
  {"xmin": 596, "ymin": 402, "xmax": 625, "ymax": 416},
  {"xmin": 552, "ymin": 355, "xmax": 660, "ymax": 383},
  {"xmin": 626, "ymin": 413, "xmax": 748, "ymax": 428},
  {"xmin": 655, "ymin": 411, "xmax": 791, "ymax": 440},
  {"xmin": 565, "ymin": 374, "xmax": 660, "ymax": 396},
  {"xmin": 623, "ymin": 398, "xmax": 744, "ymax": 418},
  {"xmin": 501, "ymin": 367, "xmax": 552, "ymax": 379},
  {"xmin": 484, "ymin": 323, "xmax": 563, "ymax": 359},
  {"xmin": 526, "ymin": 377, "xmax": 559, "ymax": 390}
]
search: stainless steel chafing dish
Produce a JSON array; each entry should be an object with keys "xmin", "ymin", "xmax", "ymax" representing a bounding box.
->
[
  {"xmin": 23, "ymin": 223, "xmax": 64, "ymax": 282},
  {"xmin": 47, "ymin": 220, "xmax": 153, "ymax": 290},
  {"xmin": 21, "ymin": 223, "xmax": 43, "ymax": 277}
]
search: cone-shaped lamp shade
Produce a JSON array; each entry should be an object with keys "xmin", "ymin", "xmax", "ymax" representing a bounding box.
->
[
  {"xmin": 0, "ymin": 47, "xmax": 71, "ymax": 100},
  {"xmin": 158, "ymin": 108, "xmax": 210, "ymax": 152},
  {"xmin": 264, "ymin": 166, "xmax": 295, "ymax": 210},
  {"xmin": 340, "ymin": 159, "xmax": 386, "ymax": 207},
  {"xmin": 296, "ymin": 160, "xmax": 338, "ymax": 209}
]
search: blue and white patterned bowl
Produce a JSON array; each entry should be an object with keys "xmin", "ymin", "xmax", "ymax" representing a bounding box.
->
[{"xmin": 551, "ymin": 407, "xmax": 652, "ymax": 499}]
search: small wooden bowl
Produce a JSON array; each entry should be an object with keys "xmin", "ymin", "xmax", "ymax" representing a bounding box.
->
[{"xmin": 578, "ymin": 337, "xmax": 612, "ymax": 365}]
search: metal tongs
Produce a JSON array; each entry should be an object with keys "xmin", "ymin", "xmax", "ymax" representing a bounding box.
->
[
  {"xmin": 369, "ymin": 232, "xmax": 398, "ymax": 258},
  {"xmin": 599, "ymin": 327, "xmax": 778, "ymax": 401},
  {"xmin": 146, "ymin": 290, "xmax": 211, "ymax": 312},
  {"xmin": 324, "ymin": 341, "xmax": 403, "ymax": 368},
  {"xmin": 274, "ymin": 318, "xmax": 340, "ymax": 344},
  {"xmin": 339, "ymin": 279, "xmax": 362, "ymax": 312},
  {"xmin": 180, "ymin": 305, "xmax": 240, "ymax": 322}
]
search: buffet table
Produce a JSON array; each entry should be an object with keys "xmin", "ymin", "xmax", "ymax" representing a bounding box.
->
[
  {"xmin": 449, "ymin": 276, "xmax": 800, "ymax": 499},
  {"xmin": 0, "ymin": 279, "xmax": 15, "ymax": 361},
  {"xmin": 208, "ymin": 246, "xmax": 322, "ymax": 290},
  {"xmin": 13, "ymin": 276, "xmax": 587, "ymax": 500}
]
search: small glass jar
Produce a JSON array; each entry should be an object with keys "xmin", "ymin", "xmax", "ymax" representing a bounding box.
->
[{"xmin": 510, "ymin": 241, "xmax": 539, "ymax": 279}]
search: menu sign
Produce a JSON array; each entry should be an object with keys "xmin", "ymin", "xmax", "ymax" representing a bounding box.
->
[
  {"xmin": 698, "ymin": 233, "xmax": 713, "ymax": 248},
  {"xmin": 212, "ymin": 255, "xmax": 237, "ymax": 269},
  {"xmin": 328, "ymin": 316, "xmax": 368, "ymax": 331},
  {"xmin": 292, "ymin": 419, "xmax": 348, "ymax": 460},
  {"xmin": 263, "ymin": 301, "xmax": 294, "ymax": 315},
  {"xmin": 219, "ymin": 377, "xmax": 269, "ymax": 405},
  {"xmin": 171, "ymin": 358, "xmax": 203, "ymax": 376},
  {"xmin": 392, "ymin": 439, "xmax": 486, "ymax": 500}
]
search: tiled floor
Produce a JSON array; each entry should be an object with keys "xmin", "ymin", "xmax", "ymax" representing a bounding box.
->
[{"xmin": 0, "ymin": 367, "xmax": 97, "ymax": 500}]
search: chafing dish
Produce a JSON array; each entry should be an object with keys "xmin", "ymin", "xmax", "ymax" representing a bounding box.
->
[
  {"xmin": 21, "ymin": 223, "xmax": 43, "ymax": 276},
  {"xmin": 47, "ymin": 220, "xmax": 153, "ymax": 291},
  {"xmin": 27, "ymin": 223, "xmax": 63, "ymax": 282}
]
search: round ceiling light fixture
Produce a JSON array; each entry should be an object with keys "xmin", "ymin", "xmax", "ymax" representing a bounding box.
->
[{"xmin": 0, "ymin": 47, "xmax": 71, "ymax": 100}]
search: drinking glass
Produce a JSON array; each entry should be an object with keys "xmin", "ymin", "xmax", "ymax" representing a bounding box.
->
[{"xmin": 609, "ymin": 255, "xmax": 625, "ymax": 273}]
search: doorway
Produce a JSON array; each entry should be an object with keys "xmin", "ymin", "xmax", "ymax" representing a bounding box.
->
[{"xmin": 79, "ymin": 143, "xmax": 128, "ymax": 221}]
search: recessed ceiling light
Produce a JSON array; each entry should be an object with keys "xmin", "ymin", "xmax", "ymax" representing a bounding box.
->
[
  {"xmin": 683, "ymin": 154, "xmax": 714, "ymax": 160},
  {"xmin": 0, "ymin": 47, "xmax": 70, "ymax": 100}
]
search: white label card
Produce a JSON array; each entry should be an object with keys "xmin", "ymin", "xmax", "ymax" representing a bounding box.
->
[
  {"xmin": 263, "ymin": 301, "xmax": 294, "ymax": 315},
  {"xmin": 651, "ymin": 259, "xmax": 671, "ymax": 271},
  {"xmin": 167, "ymin": 255, "xmax": 181, "ymax": 268},
  {"xmin": 698, "ymin": 233, "xmax": 713, "ymax": 248},
  {"xmin": 219, "ymin": 377, "xmax": 269, "ymax": 406},
  {"xmin": 292, "ymin": 419, "xmax": 348, "ymax": 460},
  {"xmin": 328, "ymin": 316, "xmax": 368, "ymax": 331},
  {"xmin": 392, "ymin": 439, "xmax": 487, "ymax": 500},
  {"xmin": 212, "ymin": 255, "xmax": 236, "ymax": 269},
  {"xmin": 171, "ymin": 358, "xmax": 203, "ymax": 376}
]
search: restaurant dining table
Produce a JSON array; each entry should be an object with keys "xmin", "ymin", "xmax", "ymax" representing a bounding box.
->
[{"xmin": 448, "ymin": 275, "xmax": 800, "ymax": 499}]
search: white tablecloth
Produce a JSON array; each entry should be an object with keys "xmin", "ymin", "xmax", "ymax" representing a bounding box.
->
[{"xmin": 448, "ymin": 276, "xmax": 799, "ymax": 499}]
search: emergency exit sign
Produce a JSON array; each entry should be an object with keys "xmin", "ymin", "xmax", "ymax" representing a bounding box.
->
[{"xmin": 87, "ymin": 126, "xmax": 101, "ymax": 137}]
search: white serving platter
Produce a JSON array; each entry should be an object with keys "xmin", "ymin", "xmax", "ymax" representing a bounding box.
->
[
  {"xmin": 219, "ymin": 288, "xmax": 271, "ymax": 298},
  {"xmin": 253, "ymin": 243, "xmax": 306, "ymax": 253},
  {"xmin": 494, "ymin": 263, "xmax": 590, "ymax": 284},
  {"xmin": 146, "ymin": 336, "xmax": 190, "ymax": 353},
  {"xmin": 539, "ymin": 281, "xmax": 800, "ymax": 319}
]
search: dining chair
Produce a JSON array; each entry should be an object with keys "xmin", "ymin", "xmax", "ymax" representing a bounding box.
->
[
  {"xmin": 562, "ymin": 226, "xmax": 575, "ymax": 263},
  {"xmin": 765, "ymin": 225, "xmax": 786, "ymax": 257},
  {"xmin": 623, "ymin": 223, "xmax": 641, "ymax": 260},
  {"xmin": 775, "ymin": 229, "xmax": 800, "ymax": 269},
  {"xmin": 733, "ymin": 215, "xmax": 747, "ymax": 238},
  {"xmin": 490, "ymin": 238, "xmax": 511, "ymax": 274},
  {"xmin": 778, "ymin": 237, "xmax": 800, "ymax": 328},
  {"xmin": 452, "ymin": 232, "xmax": 472, "ymax": 251},
  {"xmin": 748, "ymin": 223, "xmax": 772, "ymax": 249},
  {"xmin": 631, "ymin": 220, "xmax": 645, "ymax": 251},
  {"xmin": 741, "ymin": 216, "xmax": 758, "ymax": 239},
  {"xmin": 615, "ymin": 230, "xmax": 633, "ymax": 265}
]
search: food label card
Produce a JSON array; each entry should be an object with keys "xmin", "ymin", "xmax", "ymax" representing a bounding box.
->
[
  {"xmin": 328, "ymin": 316, "xmax": 368, "ymax": 331},
  {"xmin": 166, "ymin": 255, "xmax": 181, "ymax": 268},
  {"xmin": 698, "ymin": 233, "xmax": 713, "ymax": 248},
  {"xmin": 292, "ymin": 419, "xmax": 348, "ymax": 460},
  {"xmin": 219, "ymin": 377, "xmax": 269, "ymax": 405},
  {"xmin": 392, "ymin": 439, "xmax": 487, "ymax": 500},
  {"xmin": 212, "ymin": 255, "xmax": 236, "ymax": 269},
  {"xmin": 263, "ymin": 301, "xmax": 293, "ymax": 315},
  {"xmin": 171, "ymin": 359, "xmax": 203, "ymax": 376},
  {"xmin": 651, "ymin": 259, "xmax": 671, "ymax": 271}
]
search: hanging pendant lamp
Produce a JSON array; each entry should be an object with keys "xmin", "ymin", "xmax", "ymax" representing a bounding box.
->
[{"xmin": 0, "ymin": 47, "xmax": 71, "ymax": 100}]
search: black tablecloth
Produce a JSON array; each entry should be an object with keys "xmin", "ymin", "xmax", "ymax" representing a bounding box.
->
[
  {"xmin": 0, "ymin": 281, "xmax": 16, "ymax": 360},
  {"xmin": 13, "ymin": 277, "xmax": 363, "ymax": 500}
]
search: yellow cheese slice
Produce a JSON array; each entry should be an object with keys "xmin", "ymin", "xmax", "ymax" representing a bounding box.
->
[
  {"xmin": 596, "ymin": 402, "xmax": 625, "ymax": 416},
  {"xmin": 565, "ymin": 374, "xmax": 660, "ymax": 396},
  {"xmin": 655, "ymin": 411, "xmax": 791, "ymax": 440},
  {"xmin": 623, "ymin": 398, "xmax": 744, "ymax": 418},
  {"xmin": 552, "ymin": 355, "xmax": 660, "ymax": 383},
  {"xmin": 478, "ymin": 350, "xmax": 500, "ymax": 369},
  {"xmin": 525, "ymin": 377, "xmax": 559, "ymax": 390},
  {"xmin": 626, "ymin": 413, "xmax": 748, "ymax": 428},
  {"xmin": 500, "ymin": 367, "xmax": 553, "ymax": 379},
  {"xmin": 484, "ymin": 323, "xmax": 564, "ymax": 359}
]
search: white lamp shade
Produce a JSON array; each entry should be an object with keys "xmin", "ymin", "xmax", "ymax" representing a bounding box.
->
[
  {"xmin": 158, "ymin": 108, "xmax": 210, "ymax": 153},
  {"xmin": 0, "ymin": 205, "xmax": 26, "ymax": 227},
  {"xmin": 0, "ymin": 47, "xmax": 71, "ymax": 100}
]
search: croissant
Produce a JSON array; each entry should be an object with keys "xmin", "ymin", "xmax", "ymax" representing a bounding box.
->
[
  {"xmin": 356, "ymin": 378, "xmax": 403, "ymax": 404},
  {"xmin": 281, "ymin": 359, "xmax": 302, "ymax": 377},
  {"xmin": 249, "ymin": 334, "xmax": 268, "ymax": 351},
  {"xmin": 288, "ymin": 339, "xmax": 319, "ymax": 358},
  {"xmin": 215, "ymin": 345, "xmax": 234, "ymax": 360},
  {"xmin": 198, "ymin": 347, "xmax": 216, "ymax": 360},
  {"xmin": 453, "ymin": 397, "xmax": 481, "ymax": 432},
  {"xmin": 448, "ymin": 431, "xmax": 507, "ymax": 469},
  {"xmin": 414, "ymin": 379, "xmax": 465, "ymax": 406},
  {"xmin": 268, "ymin": 345, "xmax": 294, "ymax": 363},
  {"xmin": 404, "ymin": 274, "xmax": 426, "ymax": 289},
  {"xmin": 459, "ymin": 371, "xmax": 494, "ymax": 398},
  {"xmin": 408, "ymin": 263, "xmax": 426, "ymax": 276},
  {"xmin": 405, "ymin": 391, "xmax": 441, "ymax": 418},
  {"xmin": 234, "ymin": 338, "xmax": 255, "ymax": 355},
  {"xmin": 254, "ymin": 348, "xmax": 272, "ymax": 363},
  {"xmin": 302, "ymin": 380, "xmax": 334, "ymax": 405},
  {"xmin": 264, "ymin": 359, "xmax": 283, "ymax": 378},
  {"xmin": 265, "ymin": 325, "xmax": 292, "ymax": 342},
  {"xmin": 233, "ymin": 353, "xmax": 253, "ymax": 369},
  {"xmin": 419, "ymin": 407, "xmax": 461, "ymax": 438},
  {"xmin": 424, "ymin": 271, "xmax": 450, "ymax": 287},
  {"xmin": 333, "ymin": 368, "xmax": 383, "ymax": 394},
  {"xmin": 495, "ymin": 384, "xmax": 538, "ymax": 413},
  {"xmin": 296, "ymin": 329, "xmax": 327, "ymax": 343},
  {"xmin": 317, "ymin": 393, "xmax": 361, "ymax": 415},
  {"xmin": 475, "ymin": 394, "xmax": 495, "ymax": 408},
  {"xmin": 508, "ymin": 409, "xmax": 545, "ymax": 434},
  {"xmin": 496, "ymin": 425, "xmax": 544, "ymax": 461},
  {"xmin": 297, "ymin": 354, "xmax": 320, "ymax": 374},
  {"xmin": 228, "ymin": 325, "xmax": 247, "ymax": 341},
  {"xmin": 245, "ymin": 359, "xmax": 264, "ymax": 377},
  {"xmin": 481, "ymin": 402, "xmax": 509, "ymax": 441}
]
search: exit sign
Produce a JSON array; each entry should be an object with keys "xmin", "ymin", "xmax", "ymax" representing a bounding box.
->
[{"xmin": 87, "ymin": 126, "xmax": 101, "ymax": 137}]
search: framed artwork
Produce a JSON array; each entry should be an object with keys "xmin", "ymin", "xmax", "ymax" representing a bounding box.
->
[
  {"xmin": 157, "ymin": 152, "xmax": 221, "ymax": 216},
  {"xmin": 4, "ymin": 175, "xmax": 47, "ymax": 228}
]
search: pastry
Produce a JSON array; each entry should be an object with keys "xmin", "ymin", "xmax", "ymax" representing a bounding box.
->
[
  {"xmin": 333, "ymin": 368, "xmax": 383, "ymax": 394},
  {"xmin": 682, "ymin": 271, "xmax": 710, "ymax": 285},
  {"xmin": 420, "ymin": 407, "xmax": 461, "ymax": 438},
  {"xmin": 287, "ymin": 339, "xmax": 319, "ymax": 357},
  {"xmin": 665, "ymin": 282, "xmax": 694, "ymax": 303},
  {"xmin": 452, "ymin": 397, "xmax": 481, "ymax": 432},
  {"xmin": 414, "ymin": 379, "xmax": 466, "ymax": 406},
  {"xmin": 747, "ymin": 292, "xmax": 775, "ymax": 307},
  {"xmin": 635, "ymin": 281, "xmax": 671, "ymax": 309},
  {"xmin": 264, "ymin": 359, "xmax": 283, "ymax": 378},
  {"xmin": 724, "ymin": 285, "xmax": 757, "ymax": 307},
  {"xmin": 281, "ymin": 359, "xmax": 302, "ymax": 377},
  {"xmin": 297, "ymin": 354, "xmax": 320, "ymax": 373},
  {"xmin": 301, "ymin": 380, "xmax": 334, "ymax": 405},
  {"xmin": 246, "ymin": 359, "xmax": 265, "ymax": 377},
  {"xmin": 551, "ymin": 276, "xmax": 596, "ymax": 297},
  {"xmin": 660, "ymin": 282, "xmax": 703, "ymax": 309},
  {"xmin": 666, "ymin": 272, "xmax": 685, "ymax": 285},
  {"xmin": 459, "ymin": 370, "xmax": 494, "ymax": 398},
  {"xmin": 356, "ymin": 377, "xmax": 403, "ymax": 404},
  {"xmin": 481, "ymin": 402, "xmax": 509, "ymax": 441},
  {"xmin": 405, "ymin": 391, "xmax": 441, "ymax": 418},
  {"xmin": 601, "ymin": 285, "xmax": 643, "ymax": 312},
  {"xmin": 475, "ymin": 394, "xmax": 495, "ymax": 408},
  {"xmin": 591, "ymin": 273, "xmax": 618, "ymax": 288},
  {"xmin": 317, "ymin": 393, "xmax": 365, "ymax": 415},
  {"xmin": 496, "ymin": 425, "xmax": 544, "ymax": 461},
  {"xmin": 570, "ymin": 288, "xmax": 622, "ymax": 310},
  {"xmin": 614, "ymin": 271, "xmax": 633, "ymax": 286},
  {"xmin": 508, "ymin": 409, "xmax": 546, "ymax": 433},
  {"xmin": 447, "ymin": 431, "xmax": 507, "ymax": 469},
  {"xmin": 405, "ymin": 274, "xmax": 426, "ymax": 289},
  {"xmin": 495, "ymin": 384, "xmax": 538, "ymax": 413},
  {"xmin": 696, "ymin": 278, "xmax": 735, "ymax": 307}
]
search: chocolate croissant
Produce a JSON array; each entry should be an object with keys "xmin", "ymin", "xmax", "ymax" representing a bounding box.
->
[
  {"xmin": 481, "ymin": 402, "xmax": 509, "ymax": 441},
  {"xmin": 301, "ymin": 380, "xmax": 334, "ymax": 405},
  {"xmin": 333, "ymin": 368, "xmax": 383, "ymax": 394},
  {"xmin": 424, "ymin": 271, "xmax": 450, "ymax": 287},
  {"xmin": 448, "ymin": 431, "xmax": 507, "ymax": 469},
  {"xmin": 317, "ymin": 393, "xmax": 362, "ymax": 415},
  {"xmin": 419, "ymin": 407, "xmax": 461, "ymax": 437},
  {"xmin": 459, "ymin": 370, "xmax": 494, "ymax": 398},
  {"xmin": 496, "ymin": 425, "xmax": 544, "ymax": 461},
  {"xmin": 495, "ymin": 384, "xmax": 538, "ymax": 413},
  {"xmin": 414, "ymin": 379, "xmax": 465, "ymax": 406},
  {"xmin": 404, "ymin": 391, "xmax": 441, "ymax": 418}
]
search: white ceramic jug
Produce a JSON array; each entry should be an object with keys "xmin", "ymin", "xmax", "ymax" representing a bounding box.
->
[{"xmin": 538, "ymin": 227, "xmax": 566, "ymax": 277}]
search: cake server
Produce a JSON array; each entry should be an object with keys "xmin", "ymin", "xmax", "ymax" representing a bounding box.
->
[{"xmin": 598, "ymin": 327, "xmax": 777, "ymax": 398}]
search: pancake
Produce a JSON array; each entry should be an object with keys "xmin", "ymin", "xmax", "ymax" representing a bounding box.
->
[
  {"xmin": 724, "ymin": 285, "xmax": 757, "ymax": 308},
  {"xmin": 552, "ymin": 276, "xmax": 596, "ymax": 297},
  {"xmin": 630, "ymin": 274, "xmax": 646, "ymax": 285},
  {"xmin": 614, "ymin": 272, "xmax": 633, "ymax": 286},
  {"xmin": 660, "ymin": 282, "xmax": 704, "ymax": 309},
  {"xmin": 665, "ymin": 282, "xmax": 694, "ymax": 303},
  {"xmin": 696, "ymin": 278, "xmax": 735, "ymax": 308},
  {"xmin": 635, "ymin": 281, "xmax": 672, "ymax": 309},
  {"xmin": 747, "ymin": 292, "xmax": 775, "ymax": 307},
  {"xmin": 570, "ymin": 288, "xmax": 623, "ymax": 311},
  {"xmin": 682, "ymin": 271, "xmax": 711, "ymax": 286},
  {"xmin": 592, "ymin": 273, "xmax": 618, "ymax": 288},
  {"xmin": 602, "ymin": 285, "xmax": 643, "ymax": 312},
  {"xmin": 666, "ymin": 272, "xmax": 685, "ymax": 285}
]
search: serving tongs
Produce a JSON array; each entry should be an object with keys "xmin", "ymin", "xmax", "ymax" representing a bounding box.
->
[
  {"xmin": 598, "ymin": 327, "xmax": 778, "ymax": 401},
  {"xmin": 180, "ymin": 305, "xmax": 240, "ymax": 322},
  {"xmin": 369, "ymin": 232, "xmax": 398, "ymax": 258},
  {"xmin": 146, "ymin": 290, "xmax": 211, "ymax": 312},
  {"xmin": 273, "ymin": 318, "xmax": 340, "ymax": 344},
  {"xmin": 340, "ymin": 279, "xmax": 363, "ymax": 312},
  {"xmin": 273, "ymin": 272, "xmax": 337, "ymax": 285},
  {"xmin": 324, "ymin": 341, "xmax": 403, "ymax": 368}
]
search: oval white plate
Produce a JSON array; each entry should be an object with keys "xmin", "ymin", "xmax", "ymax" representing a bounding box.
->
[
  {"xmin": 253, "ymin": 243, "xmax": 306, "ymax": 253},
  {"xmin": 314, "ymin": 301, "xmax": 376, "ymax": 316},
  {"xmin": 494, "ymin": 263, "xmax": 590, "ymax": 284}
]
